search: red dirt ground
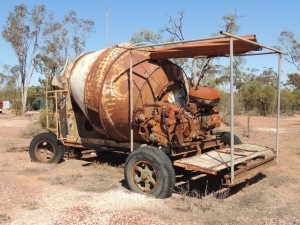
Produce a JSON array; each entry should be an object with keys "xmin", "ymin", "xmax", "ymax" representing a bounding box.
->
[{"xmin": 0, "ymin": 109, "xmax": 299, "ymax": 224}]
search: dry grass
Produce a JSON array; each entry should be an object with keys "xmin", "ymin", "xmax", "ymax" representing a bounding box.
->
[
  {"xmin": 4, "ymin": 139, "xmax": 28, "ymax": 152},
  {"xmin": 21, "ymin": 167, "xmax": 49, "ymax": 175},
  {"xmin": 38, "ymin": 109, "xmax": 55, "ymax": 128},
  {"xmin": 91, "ymin": 160, "xmax": 111, "ymax": 169},
  {"xmin": 0, "ymin": 214, "xmax": 10, "ymax": 223},
  {"xmin": 174, "ymin": 183, "xmax": 222, "ymax": 213},
  {"xmin": 266, "ymin": 174, "xmax": 296, "ymax": 188},
  {"xmin": 4, "ymin": 139, "xmax": 14, "ymax": 152},
  {"xmin": 19, "ymin": 122, "xmax": 44, "ymax": 138},
  {"xmin": 22, "ymin": 200, "xmax": 40, "ymax": 211}
]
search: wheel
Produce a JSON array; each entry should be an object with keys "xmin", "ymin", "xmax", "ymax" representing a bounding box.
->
[
  {"xmin": 124, "ymin": 146, "xmax": 175, "ymax": 198},
  {"xmin": 29, "ymin": 132, "xmax": 65, "ymax": 163},
  {"xmin": 218, "ymin": 132, "xmax": 242, "ymax": 146}
]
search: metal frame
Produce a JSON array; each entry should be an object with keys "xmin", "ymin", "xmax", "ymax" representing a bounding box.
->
[{"xmin": 125, "ymin": 32, "xmax": 286, "ymax": 184}]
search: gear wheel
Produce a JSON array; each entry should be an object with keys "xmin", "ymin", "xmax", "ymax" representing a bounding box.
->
[{"xmin": 132, "ymin": 108, "xmax": 145, "ymax": 126}]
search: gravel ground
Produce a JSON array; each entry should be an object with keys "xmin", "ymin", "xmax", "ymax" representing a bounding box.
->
[{"xmin": 0, "ymin": 110, "xmax": 299, "ymax": 224}]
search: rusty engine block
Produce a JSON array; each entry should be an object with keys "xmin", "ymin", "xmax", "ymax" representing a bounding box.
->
[{"xmin": 134, "ymin": 85, "xmax": 221, "ymax": 153}]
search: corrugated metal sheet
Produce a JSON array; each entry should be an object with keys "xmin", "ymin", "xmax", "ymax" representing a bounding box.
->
[{"xmin": 149, "ymin": 35, "xmax": 261, "ymax": 59}]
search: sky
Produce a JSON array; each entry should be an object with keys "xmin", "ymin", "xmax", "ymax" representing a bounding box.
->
[{"xmin": 0, "ymin": 0, "xmax": 300, "ymax": 85}]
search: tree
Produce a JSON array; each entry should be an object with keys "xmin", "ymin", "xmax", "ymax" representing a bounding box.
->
[
  {"xmin": 280, "ymin": 89, "xmax": 295, "ymax": 113},
  {"xmin": 130, "ymin": 30, "xmax": 162, "ymax": 44},
  {"xmin": 2, "ymin": 4, "xmax": 46, "ymax": 114},
  {"xmin": 2, "ymin": 5, "xmax": 95, "ymax": 113},
  {"xmin": 255, "ymin": 67, "xmax": 278, "ymax": 88},
  {"xmin": 286, "ymin": 73, "xmax": 300, "ymax": 91},
  {"xmin": 214, "ymin": 14, "xmax": 252, "ymax": 91},
  {"xmin": 27, "ymin": 85, "xmax": 44, "ymax": 110},
  {"xmin": 0, "ymin": 65, "xmax": 21, "ymax": 114},
  {"xmin": 240, "ymin": 81, "xmax": 260, "ymax": 112},
  {"xmin": 36, "ymin": 11, "xmax": 95, "ymax": 77},
  {"xmin": 278, "ymin": 31, "xmax": 300, "ymax": 72}
]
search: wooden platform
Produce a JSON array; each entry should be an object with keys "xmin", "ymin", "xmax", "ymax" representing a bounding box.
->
[{"xmin": 174, "ymin": 144, "xmax": 275, "ymax": 175}]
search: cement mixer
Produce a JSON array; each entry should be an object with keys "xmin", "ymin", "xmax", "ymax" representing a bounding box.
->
[{"xmin": 29, "ymin": 34, "xmax": 277, "ymax": 198}]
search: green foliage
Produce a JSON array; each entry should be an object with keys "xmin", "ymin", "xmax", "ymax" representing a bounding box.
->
[
  {"xmin": 256, "ymin": 84, "xmax": 276, "ymax": 116},
  {"xmin": 280, "ymin": 89, "xmax": 295, "ymax": 113},
  {"xmin": 0, "ymin": 65, "xmax": 23, "ymax": 115},
  {"xmin": 218, "ymin": 92, "xmax": 241, "ymax": 119},
  {"xmin": 240, "ymin": 80, "xmax": 276, "ymax": 116},
  {"xmin": 26, "ymin": 85, "xmax": 44, "ymax": 110},
  {"xmin": 286, "ymin": 73, "xmax": 300, "ymax": 91},
  {"xmin": 240, "ymin": 81, "xmax": 260, "ymax": 112},
  {"xmin": 256, "ymin": 68, "xmax": 278, "ymax": 87}
]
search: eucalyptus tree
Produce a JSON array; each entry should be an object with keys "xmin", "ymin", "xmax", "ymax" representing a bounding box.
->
[
  {"xmin": 2, "ymin": 4, "xmax": 95, "ymax": 113},
  {"xmin": 2, "ymin": 4, "xmax": 46, "ymax": 113}
]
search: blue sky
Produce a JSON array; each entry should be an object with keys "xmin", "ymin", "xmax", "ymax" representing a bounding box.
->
[{"xmin": 1, "ymin": 0, "xmax": 300, "ymax": 85}]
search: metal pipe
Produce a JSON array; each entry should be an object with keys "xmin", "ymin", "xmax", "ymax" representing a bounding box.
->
[
  {"xmin": 276, "ymin": 53, "xmax": 282, "ymax": 162},
  {"xmin": 220, "ymin": 31, "xmax": 286, "ymax": 55},
  {"xmin": 162, "ymin": 106, "xmax": 171, "ymax": 153},
  {"xmin": 55, "ymin": 91, "xmax": 59, "ymax": 138},
  {"xmin": 192, "ymin": 58, "xmax": 197, "ymax": 86},
  {"xmin": 130, "ymin": 51, "xmax": 134, "ymax": 152},
  {"xmin": 233, "ymin": 52, "xmax": 278, "ymax": 57},
  {"xmin": 119, "ymin": 35, "xmax": 226, "ymax": 49},
  {"xmin": 230, "ymin": 37, "xmax": 235, "ymax": 184}
]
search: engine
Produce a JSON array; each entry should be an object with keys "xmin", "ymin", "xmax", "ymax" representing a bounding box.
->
[{"xmin": 133, "ymin": 85, "xmax": 221, "ymax": 153}]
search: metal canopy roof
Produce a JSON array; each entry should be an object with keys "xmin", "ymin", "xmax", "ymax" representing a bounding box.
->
[{"xmin": 149, "ymin": 34, "xmax": 261, "ymax": 59}]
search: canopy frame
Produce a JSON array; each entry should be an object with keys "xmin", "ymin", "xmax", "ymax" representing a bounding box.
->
[{"xmin": 123, "ymin": 31, "xmax": 286, "ymax": 184}]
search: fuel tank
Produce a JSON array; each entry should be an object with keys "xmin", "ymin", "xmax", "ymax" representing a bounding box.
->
[
  {"xmin": 189, "ymin": 86, "xmax": 221, "ymax": 108},
  {"xmin": 63, "ymin": 44, "xmax": 189, "ymax": 142}
]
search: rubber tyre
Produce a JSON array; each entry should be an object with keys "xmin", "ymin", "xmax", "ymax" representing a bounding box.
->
[
  {"xmin": 29, "ymin": 132, "xmax": 65, "ymax": 163},
  {"xmin": 124, "ymin": 146, "xmax": 175, "ymax": 198},
  {"xmin": 220, "ymin": 132, "xmax": 242, "ymax": 146}
]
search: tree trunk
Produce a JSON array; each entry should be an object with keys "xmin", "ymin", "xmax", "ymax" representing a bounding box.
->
[{"xmin": 21, "ymin": 82, "xmax": 28, "ymax": 115}]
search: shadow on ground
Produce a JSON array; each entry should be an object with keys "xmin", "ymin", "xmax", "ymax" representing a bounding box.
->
[{"xmin": 76, "ymin": 150, "xmax": 268, "ymax": 198}]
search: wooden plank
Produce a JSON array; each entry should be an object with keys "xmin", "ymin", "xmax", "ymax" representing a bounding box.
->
[{"xmin": 173, "ymin": 144, "xmax": 275, "ymax": 174}]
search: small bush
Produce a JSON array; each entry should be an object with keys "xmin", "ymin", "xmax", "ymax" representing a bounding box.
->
[
  {"xmin": 174, "ymin": 184, "xmax": 215, "ymax": 212},
  {"xmin": 4, "ymin": 140, "xmax": 14, "ymax": 152},
  {"xmin": 19, "ymin": 122, "xmax": 44, "ymax": 138},
  {"xmin": 39, "ymin": 109, "xmax": 55, "ymax": 128},
  {"xmin": 22, "ymin": 200, "xmax": 40, "ymax": 210},
  {"xmin": 0, "ymin": 214, "xmax": 10, "ymax": 222}
]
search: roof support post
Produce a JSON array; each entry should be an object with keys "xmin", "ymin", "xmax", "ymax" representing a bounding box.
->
[
  {"xmin": 129, "ymin": 50, "xmax": 134, "ymax": 152},
  {"xmin": 192, "ymin": 58, "xmax": 197, "ymax": 86},
  {"xmin": 230, "ymin": 37, "xmax": 235, "ymax": 184},
  {"xmin": 276, "ymin": 53, "xmax": 282, "ymax": 162}
]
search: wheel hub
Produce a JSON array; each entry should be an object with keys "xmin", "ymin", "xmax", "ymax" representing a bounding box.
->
[
  {"xmin": 132, "ymin": 161, "xmax": 158, "ymax": 193},
  {"xmin": 35, "ymin": 140, "xmax": 55, "ymax": 163}
]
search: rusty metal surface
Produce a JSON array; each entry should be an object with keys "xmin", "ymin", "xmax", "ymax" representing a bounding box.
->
[
  {"xmin": 149, "ymin": 35, "xmax": 260, "ymax": 59},
  {"xmin": 174, "ymin": 144, "xmax": 275, "ymax": 174},
  {"xmin": 63, "ymin": 44, "xmax": 189, "ymax": 142},
  {"xmin": 189, "ymin": 86, "xmax": 221, "ymax": 107}
]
